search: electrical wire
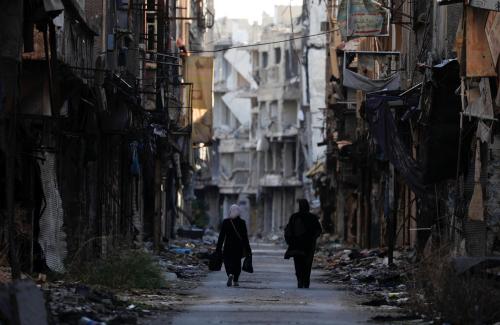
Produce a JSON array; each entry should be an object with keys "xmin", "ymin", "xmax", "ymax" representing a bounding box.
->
[{"xmin": 185, "ymin": 29, "xmax": 336, "ymax": 54}]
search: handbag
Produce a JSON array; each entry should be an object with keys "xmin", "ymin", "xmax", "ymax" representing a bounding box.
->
[
  {"xmin": 242, "ymin": 255, "xmax": 253, "ymax": 273},
  {"xmin": 208, "ymin": 252, "xmax": 223, "ymax": 271},
  {"xmin": 284, "ymin": 247, "xmax": 305, "ymax": 260}
]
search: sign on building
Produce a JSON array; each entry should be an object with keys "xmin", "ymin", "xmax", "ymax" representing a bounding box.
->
[
  {"xmin": 467, "ymin": 0, "xmax": 500, "ymax": 11},
  {"xmin": 337, "ymin": 0, "xmax": 390, "ymax": 38},
  {"xmin": 185, "ymin": 56, "xmax": 214, "ymax": 144}
]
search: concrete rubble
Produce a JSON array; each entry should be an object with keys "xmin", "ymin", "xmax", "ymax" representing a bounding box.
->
[
  {"xmin": 314, "ymin": 236, "xmax": 427, "ymax": 323},
  {"xmin": 42, "ymin": 239, "xmax": 213, "ymax": 325}
]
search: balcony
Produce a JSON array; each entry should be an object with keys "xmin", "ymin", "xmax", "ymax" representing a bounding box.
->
[{"xmin": 259, "ymin": 174, "xmax": 302, "ymax": 187}]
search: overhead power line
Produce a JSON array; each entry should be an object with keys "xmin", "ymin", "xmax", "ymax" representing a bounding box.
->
[{"xmin": 186, "ymin": 29, "xmax": 334, "ymax": 54}]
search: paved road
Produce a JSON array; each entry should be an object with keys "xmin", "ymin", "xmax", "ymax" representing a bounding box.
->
[{"xmin": 148, "ymin": 243, "xmax": 375, "ymax": 325}]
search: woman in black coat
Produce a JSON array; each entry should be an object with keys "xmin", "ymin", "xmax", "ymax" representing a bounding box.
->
[
  {"xmin": 216, "ymin": 204, "xmax": 252, "ymax": 287},
  {"xmin": 284, "ymin": 199, "xmax": 322, "ymax": 288}
]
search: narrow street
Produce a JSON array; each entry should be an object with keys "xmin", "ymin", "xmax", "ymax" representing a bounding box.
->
[
  {"xmin": 148, "ymin": 243, "xmax": 373, "ymax": 325},
  {"xmin": 1, "ymin": 0, "xmax": 500, "ymax": 323}
]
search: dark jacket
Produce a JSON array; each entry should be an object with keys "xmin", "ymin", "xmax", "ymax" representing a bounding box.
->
[
  {"xmin": 216, "ymin": 217, "xmax": 252, "ymax": 258},
  {"xmin": 284, "ymin": 202, "xmax": 322, "ymax": 259}
]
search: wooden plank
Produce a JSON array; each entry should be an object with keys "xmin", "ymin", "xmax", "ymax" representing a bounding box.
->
[
  {"xmin": 468, "ymin": 141, "xmax": 484, "ymax": 221},
  {"xmin": 329, "ymin": 6, "xmax": 343, "ymax": 79},
  {"xmin": 466, "ymin": 7, "xmax": 497, "ymax": 77},
  {"xmin": 485, "ymin": 12, "xmax": 500, "ymax": 67}
]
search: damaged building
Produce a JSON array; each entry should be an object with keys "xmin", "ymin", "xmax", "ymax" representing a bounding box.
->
[
  {"xmin": 195, "ymin": 5, "xmax": 321, "ymax": 236},
  {"xmin": 314, "ymin": 0, "xmax": 500, "ymax": 260},
  {"xmin": 0, "ymin": 0, "xmax": 214, "ymax": 277}
]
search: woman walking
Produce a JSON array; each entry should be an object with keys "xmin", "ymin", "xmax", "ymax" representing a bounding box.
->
[
  {"xmin": 216, "ymin": 204, "xmax": 252, "ymax": 287},
  {"xmin": 284, "ymin": 199, "xmax": 322, "ymax": 288}
]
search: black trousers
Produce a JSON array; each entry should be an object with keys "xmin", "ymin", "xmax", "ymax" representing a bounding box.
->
[
  {"xmin": 224, "ymin": 256, "xmax": 242, "ymax": 282},
  {"xmin": 293, "ymin": 251, "xmax": 314, "ymax": 288}
]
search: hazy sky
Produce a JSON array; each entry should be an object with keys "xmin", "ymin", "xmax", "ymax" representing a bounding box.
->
[{"xmin": 214, "ymin": 0, "xmax": 303, "ymax": 24}]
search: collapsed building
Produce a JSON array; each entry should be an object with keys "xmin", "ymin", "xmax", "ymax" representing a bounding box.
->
[
  {"xmin": 0, "ymin": 0, "xmax": 214, "ymax": 277},
  {"xmin": 250, "ymin": 22, "xmax": 304, "ymax": 235}
]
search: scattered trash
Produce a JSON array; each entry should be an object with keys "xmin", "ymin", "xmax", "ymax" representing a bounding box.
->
[
  {"xmin": 203, "ymin": 229, "xmax": 219, "ymax": 244},
  {"xmin": 170, "ymin": 248, "xmax": 193, "ymax": 255},
  {"xmin": 44, "ymin": 238, "xmax": 213, "ymax": 324},
  {"xmin": 79, "ymin": 316, "xmax": 106, "ymax": 325}
]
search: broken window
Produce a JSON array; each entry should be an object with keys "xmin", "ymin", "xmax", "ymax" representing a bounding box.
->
[
  {"xmin": 270, "ymin": 101, "xmax": 278, "ymax": 133},
  {"xmin": 221, "ymin": 101, "xmax": 231, "ymax": 126},
  {"xmin": 275, "ymin": 143, "xmax": 283, "ymax": 174},
  {"xmin": 259, "ymin": 101, "xmax": 271, "ymax": 128},
  {"xmin": 282, "ymin": 100, "xmax": 297, "ymax": 128},
  {"xmin": 252, "ymin": 50, "xmax": 260, "ymax": 68},
  {"xmin": 285, "ymin": 49, "xmax": 299, "ymax": 79},
  {"xmin": 215, "ymin": 55, "xmax": 230, "ymax": 83},
  {"xmin": 262, "ymin": 51, "xmax": 269, "ymax": 68},
  {"xmin": 274, "ymin": 47, "xmax": 281, "ymax": 65},
  {"xmin": 220, "ymin": 153, "xmax": 233, "ymax": 178},
  {"xmin": 283, "ymin": 141, "xmax": 296, "ymax": 177},
  {"xmin": 265, "ymin": 146, "xmax": 273, "ymax": 172}
]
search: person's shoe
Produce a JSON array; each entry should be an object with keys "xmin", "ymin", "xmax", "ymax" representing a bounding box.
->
[
  {"xmin": 227, "ymin": 274, "xmax": 233, "ymax": 287},
  {"xmin": 297, "ymin": 281, "xmax": 304, "ymax": 288},
  {"xmin": 233, "ymin": 281, "xmax": 239, "ymax": 287}
]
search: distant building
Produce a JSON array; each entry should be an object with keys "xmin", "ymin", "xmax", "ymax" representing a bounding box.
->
[{"xmin": 195, "ymin": 5, "xmax": 318, "ymax": 236}]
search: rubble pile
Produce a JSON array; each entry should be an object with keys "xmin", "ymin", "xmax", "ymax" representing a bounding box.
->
[
  {"xmin": 315, "ymin": 243, "xmax": 415, "ymax": 310},
  {"xmin": 45, "ymin": 282, "xmax": 143, "ymax": 324},
  {"xmin": 45, "ymin": 238, "xmax": 214, "ymax": 324},
  {"xmin": 161, "ymin": 238, "xmax": 213, "ymax": 282}
]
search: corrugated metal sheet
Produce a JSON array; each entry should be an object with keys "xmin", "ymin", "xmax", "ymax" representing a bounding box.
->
[{"xmin": 465, "ymin": 219, "xmax": 486, "ymax": 256}]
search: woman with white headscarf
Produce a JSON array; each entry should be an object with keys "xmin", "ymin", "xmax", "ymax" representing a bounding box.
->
[{"xmin": 216, "ymin": 204, "xmax": 252, "ymax": 287}]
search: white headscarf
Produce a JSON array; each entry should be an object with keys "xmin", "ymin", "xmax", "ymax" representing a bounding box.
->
[{"xmin": 226, "ymin": 204, "xmax": 241, "ymax": 219}]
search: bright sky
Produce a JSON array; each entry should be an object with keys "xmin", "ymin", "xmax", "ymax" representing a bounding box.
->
[{"xmin": 214, "ymin": 0, "xmax": 303, "ymax": 24}]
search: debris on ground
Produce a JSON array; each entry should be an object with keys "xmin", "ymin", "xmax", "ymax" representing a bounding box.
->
[
  {"xmin": 43, "ymin": 237, "xmax": 215, "ymax": 325},
  {"xmin": 314, "ymin": 241, "xmax": 421, "ymax": 321}
]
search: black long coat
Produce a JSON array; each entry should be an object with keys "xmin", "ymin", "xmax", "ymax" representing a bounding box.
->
[
  {"xmin": 284, "ymin": 211, "xmax": 322, "ymax": 258},
  {"xmin": 216, "ymin": 217, "xmax": 252, "ymax": 258}
]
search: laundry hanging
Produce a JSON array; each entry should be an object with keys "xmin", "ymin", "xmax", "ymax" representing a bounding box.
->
[
  {"xmin": 342, "ymin": 51, "xmax": 401, "ymax": 92},
  {"xmin": 343, "ymin": 68, "xmax": 401, "ymax": 92},
  {"xmin": 37, "ymin": 152, "xmax": 68, "ymax": 273},
  {"xmin": 365, "ymin": 92, "xmax": 425, "ymax": 196}
]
